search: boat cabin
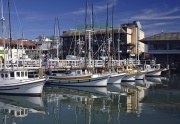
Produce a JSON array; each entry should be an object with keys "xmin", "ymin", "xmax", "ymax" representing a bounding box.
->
[{"xmin": 0, "ymin": 70, "xmax": 29, "ymax": 80}]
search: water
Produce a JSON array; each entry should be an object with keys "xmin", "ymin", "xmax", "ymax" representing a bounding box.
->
[{"xmin": 0, "ymin": 74, "xmax": 180, "ymax": 124}]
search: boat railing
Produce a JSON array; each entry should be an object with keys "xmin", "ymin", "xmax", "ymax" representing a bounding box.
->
[{"xmin": 0, "ymin": 59, "xmax": 41, "ymax": 70}]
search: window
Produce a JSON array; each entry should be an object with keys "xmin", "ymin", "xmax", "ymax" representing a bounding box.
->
[
  {"xmin": 5, "ymin": 74, "xmax": 8, "ymax": 78},
  {"xmin": 17, "ymin": 72, "xmax": 20, "ymax": 77},
  {"xmin": 10, "ymin": 72, "xmax": 14, "ymax": 77},
  {"xmin": 1, "ymin": 74, "xmax": 4, "ymax": 78},
  {"xmin": 21, "ymin": 72, "xmax": 24, "ymax": 77}
]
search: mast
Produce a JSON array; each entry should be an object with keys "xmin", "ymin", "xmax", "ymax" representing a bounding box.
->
[
  {"xmin": 8, "ymin": 0, "xmax": 12, "ymax": 60},
  {"xmin": 1, "ymin": 0, "xmax": 6, "ymax": 69},
  {"xmin": 106, "ymin": 3, "xmax": 110, "ymax": 69},
  {"xmin": 111, "ymin": 4, "xmax": 114, "ymax": 67},
  {"xmin": 57, "ymin": 17, "xmax": 61, "ymax": 59},
  {"xmin": 84, "ymin": 0, "xmax": 88, "ymax": 68},
  {"xmin": 92, "ymin": 3, "xmax": 95, "ymax": 69}
]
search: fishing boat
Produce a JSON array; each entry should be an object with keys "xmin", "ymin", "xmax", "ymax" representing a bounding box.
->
[
  {"xmin": 0, "ymin": 0, "xmax": 47, "ymax": 96},
  {"xmin": 0, "ymin": 69, "xmax": 47, "ymax": 96},
  {"xmin": 145, "ymin": 64, "xmax": 164, "ymax": 76},
  {"xmin": 47, "ymin": 69, "xmax": 110, "ymax": 87}
]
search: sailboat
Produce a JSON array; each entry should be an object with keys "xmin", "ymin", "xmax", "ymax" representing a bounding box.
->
[{"xmin": 0, "ymin": 0, "xmax": 47, "ymax": 95}]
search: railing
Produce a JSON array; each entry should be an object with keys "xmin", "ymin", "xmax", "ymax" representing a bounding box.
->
[{"xmin": 0, "ymin": 59, "xmax": 41, "ymax": 70}]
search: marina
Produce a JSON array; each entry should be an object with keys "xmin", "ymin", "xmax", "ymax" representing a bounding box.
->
[
  {"xmin": 0, "ymin": 0, "xmax": 179, "ymax": 123},
  {"xmin": 0, "ymin": 73, "xmax": 179, "ymax": 124}
]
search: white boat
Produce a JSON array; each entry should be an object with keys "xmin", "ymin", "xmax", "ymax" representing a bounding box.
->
[
  {"xmin": 108, "ymin": 72, "xmax": 127, "ymax": 84},
  {"xmin": 0, "ymin": 70, "xmax": 47, "ymax": 96},
  {"xmin": 144, "ymin": 64, "xmax": 165, "ymax": 77},
  {"xmin": 47, "ymin": 69, "xmax": 110, "ymax": 87},
  {"xmin": 121, "ymin": 73, "xmax": 136, "ymax": 82},
  {"xmin": 0, "ymin": 1, "xmax": 46, "ymax": 96}
]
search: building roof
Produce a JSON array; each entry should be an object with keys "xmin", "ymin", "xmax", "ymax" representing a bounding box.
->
[
  {"xmin": 61, "ymin": 27, "xmax": 126, "ymax": 37},
  {"xmin": 141, "ymin": 32, "xmax": 180, "ymax": 43},
  {"xmin": 0, "ymin": 38, "xmax": 36, "ymax": 46}
]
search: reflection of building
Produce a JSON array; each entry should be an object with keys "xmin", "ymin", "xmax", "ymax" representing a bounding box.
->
[{"xmin": 140, "ymin": 32, "xmax": 180, "ymax": 68}]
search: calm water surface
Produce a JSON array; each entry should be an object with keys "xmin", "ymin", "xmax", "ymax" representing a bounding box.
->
[{"xmin": 0, "ymin": 74, "xmax": 180, "ymax": 124}]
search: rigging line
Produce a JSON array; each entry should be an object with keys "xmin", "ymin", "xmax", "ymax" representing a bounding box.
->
[
  {"xmin": 12, "ymin": 0, "xmax": 23, "ymax": 37},
  {"xmin": 94, "ymin": 6, "xmax": 105, "ymax": 41}
]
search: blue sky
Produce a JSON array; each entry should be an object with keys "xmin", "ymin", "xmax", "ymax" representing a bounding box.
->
[{"xmin": 1, "ymin": 0, "xmax": 180, "ymax": 40}]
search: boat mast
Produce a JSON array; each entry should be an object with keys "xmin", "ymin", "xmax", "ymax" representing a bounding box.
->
[
  {"xmin": 111, "ymin": 4, "xmax": 114, "ymax": 67},
  {"xmin": 8, "ymin": 0, "xmax": 13, "ymax": 60},
  {"xmin": 1, "ymin": 0, "xmax": 6, "ymax": 69},
  {"xmin": 84, "ymin": 0, "xmax": 88, "ymax": 68},
  {"xmin": 106, "ymin": 3, "xmax": 110, "ymax": 69},
  {"xmin": 92, "ymin": 3, "xmax": 95, "ymax": 69}
]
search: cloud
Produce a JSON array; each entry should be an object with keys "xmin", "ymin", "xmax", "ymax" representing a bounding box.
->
[{"xmin": 127, "ymin": 7, "xmax": 180, "ymax": 21}]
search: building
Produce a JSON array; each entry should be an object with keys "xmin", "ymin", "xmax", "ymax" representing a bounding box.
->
[
  {"xmin": 140, "ymin": 32, "xmax": 180, "ymax": 69},
  {"xmin": 0, "ymin": 38, "xmax": 35, "ymax": 60},
  {"xmin": 121, "ymin": 21, "xmax": 145, "ymax": 60},
  {"xmin": 61, "ymin": 21, "xmax": 146, "ymax": 60}
]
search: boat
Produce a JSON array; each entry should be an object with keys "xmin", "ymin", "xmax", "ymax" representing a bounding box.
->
[
  {"xmin": 145, "ymin": 64, "xmax": 164, "ymax": 77},
  {"xmin": 108, "ymin": 72, "xmax": 127, "ymax": 84},
  {"xmin": 0, "ymin": 1, "xmax": 47, "ymax": 96},
  {"xmin": 46, "ymin": 69, "xmax": 110, "ymax": 87},
  {"xmin": 0, "ymin": 69, "xmax": 47, "ymax": 96}
]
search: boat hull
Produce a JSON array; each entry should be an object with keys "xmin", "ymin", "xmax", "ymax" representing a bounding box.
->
[
  {"xmin": 135, "ymin": 73, "xmax": 145, "ymax": 80},
  {"xmin": 0, "ymin": 78, "xmax": 46, "ymax": 96},
  {"xmin": 108, "ymin": 73, "xmax": 126, "ymax": 84},
  {"xmin": 145, "ymin": 70, "xmax": 162, "ymax": 77},
  {"xmin": 47, "ymin": 74, "xmax": 110, "ymax": 87},
  {"xmin": 122, "ymin": 74, "xmax": 136, "ymax": 82}
]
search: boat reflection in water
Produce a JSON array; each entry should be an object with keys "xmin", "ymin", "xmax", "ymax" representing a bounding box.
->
[
  {"xmin": 0, "ymin": 95, "xmax": 45, "ymax": 124},
  {"xmin": 43, "ymin": 83, "xmax": 148, "ymax": 124}
]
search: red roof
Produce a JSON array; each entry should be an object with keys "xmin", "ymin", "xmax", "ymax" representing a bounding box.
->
[{"xmin": 0, "ymin": 38, "xmax": 36, "ymax": 46}]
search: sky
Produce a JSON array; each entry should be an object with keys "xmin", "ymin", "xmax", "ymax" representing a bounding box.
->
[{"xmin": 0, "ymin": 0, "xmax": 180, "ymax": 40}]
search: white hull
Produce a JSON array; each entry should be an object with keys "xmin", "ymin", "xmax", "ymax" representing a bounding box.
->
[
  {"xmin": 108, "ymin": 73, "xmax": 126, "ymax": 84},
  {"xmin": 0, "ymin": 78, "xmax": 46, "ymax": 96},
  {"xmin": 122, "ymin": 74, "xmax": 136, "ymax": 82},
  {"xmin": 135, "ymin": 73, "xmax": 145, "ymax": 80},
  {"xmin": 47, "ymin": 74, "xmax": 110, "ymax": 87},
  {"xmin": 145, "ymin": 70, "xmax": 162, "ymax": 76}
]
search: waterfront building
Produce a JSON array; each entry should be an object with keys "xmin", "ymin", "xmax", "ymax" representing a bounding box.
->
[
  {"xmin": 0, "ymin": 38, "xmax": 35, "ymax": 60},
  {"xmin": 61, "ymin": 21, "xmax": 146, "ymax": 60},
  {"xmin": 35, "ymin": 34, "xmax": 63, "ymax": 59},
  {"xmin": 140, "ymin": 32, "xmax": 180, "ymax": 69}
]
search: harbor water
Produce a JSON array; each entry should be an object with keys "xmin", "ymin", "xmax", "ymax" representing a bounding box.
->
[{"xmin": 0, "ymin": 74, "xmax": 180, "ymax": 124}]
